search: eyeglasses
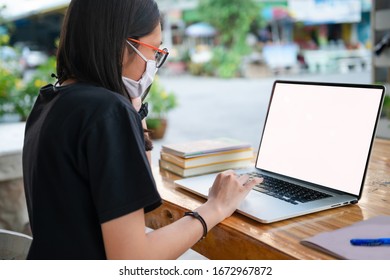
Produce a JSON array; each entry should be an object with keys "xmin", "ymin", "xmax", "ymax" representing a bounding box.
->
[{"xmin": 127, "ymin": 38, "xmax": 169, "ymax": 68}]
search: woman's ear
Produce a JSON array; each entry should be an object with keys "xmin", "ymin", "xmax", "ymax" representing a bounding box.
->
[
  {"xmin": 122, "ymin": 44, "xmax": 135, "ymax": 77},
  {"xmin": 122, "ymin": 44, "xmax": 130, "ymax": 66}
]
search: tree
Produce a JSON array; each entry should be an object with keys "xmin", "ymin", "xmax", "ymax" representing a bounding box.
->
[
  {"xmin": 0, "ymin": 5, "xmax": 55, "ymax": 120},
  {"xmin": 198, "ymin": 0, "xmax": 259, "ymax": 53},
  {"xmin": 196, "ymin": 0, "xmax": 259, "ymax": 78}
]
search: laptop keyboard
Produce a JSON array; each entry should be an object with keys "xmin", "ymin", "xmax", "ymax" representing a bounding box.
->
[{"xmin": 247, "ymin": 172, "xmax": 332, "ymax": 205}]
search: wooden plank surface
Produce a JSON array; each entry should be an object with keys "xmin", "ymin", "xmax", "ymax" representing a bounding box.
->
[{"xmin": 146, "ymin": 138, "xmax": 390, "ymax": 259}]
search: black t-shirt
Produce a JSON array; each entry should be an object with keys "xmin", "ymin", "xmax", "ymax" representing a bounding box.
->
[{"xmin": 22, "ymin": 83, "xmax": 161, "ymax": 259}]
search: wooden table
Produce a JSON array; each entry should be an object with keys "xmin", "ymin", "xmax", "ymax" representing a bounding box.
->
[{"xmin": 145, "ymin": 138, "xmax": 390, "ymax": 259}]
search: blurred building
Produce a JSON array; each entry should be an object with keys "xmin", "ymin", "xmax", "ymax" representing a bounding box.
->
[
  {"xmin": 1, "ymin": 0, "xmax": 69, "ymax": 54},
  {"xmin": 0, "ymin": 0, "xmax": 373, "ymax": 75},
  {"xmin": 286, "ymin": 0, "xmax": 372, "ymax": 73}
]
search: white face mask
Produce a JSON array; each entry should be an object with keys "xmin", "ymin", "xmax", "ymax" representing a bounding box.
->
[{"xmin": 122, "ymin": 59, "xmax": 157, "ymax": 99}]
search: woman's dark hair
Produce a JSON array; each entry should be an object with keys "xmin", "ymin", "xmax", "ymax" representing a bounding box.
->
[{"xmin": 56, "ymin": 0, "xmax": 160, "ymax": 96}]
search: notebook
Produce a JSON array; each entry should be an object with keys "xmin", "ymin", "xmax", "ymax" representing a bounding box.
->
[
  {"xmin": 175, "ymin": 80, "xmax": 385, "ymax": 223},
  {"xmin": 300, "ymin": 215, "xmax": 390, "ymax": 259}
]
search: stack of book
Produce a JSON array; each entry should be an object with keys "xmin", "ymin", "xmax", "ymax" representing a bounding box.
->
[{"xmin": 159, "ymin": 138, "xmax": 254, "ymax": 177}]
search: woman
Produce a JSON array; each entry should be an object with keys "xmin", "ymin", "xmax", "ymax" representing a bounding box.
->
[{"xmin": 22, "ymin": 0, "xmax": 262, "ymax": 259}]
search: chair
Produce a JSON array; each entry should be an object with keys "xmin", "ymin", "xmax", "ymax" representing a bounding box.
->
[{"xmin": 0, "ymin": 229, "xmax": 32, "ymax": 260}]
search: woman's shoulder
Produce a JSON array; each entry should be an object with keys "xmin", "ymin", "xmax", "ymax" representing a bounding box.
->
[
  {"xmin": 62, "ymin": 83, "xmax": 124, "ymax": 101},
  {"xmin": 60, "ymin": 83, "xmax": 133, "ymax": 111},
  {"xmin": 52, "ymin": 82, "xmax": 139, "ymax": 126}
]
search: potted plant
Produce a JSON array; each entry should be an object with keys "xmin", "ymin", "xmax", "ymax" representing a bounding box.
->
[{"xmin": 145, "ymin": 76, "xmax": 178, "ymax": 139}]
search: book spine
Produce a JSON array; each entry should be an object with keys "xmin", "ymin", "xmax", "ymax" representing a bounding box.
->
[
  {"xmin": 161, "ymin": 149, "xmax": 254, "ymax": 169},
  {"xmin": 159, "ymin": 160, "xmax": 185, "ymax": 176},
  {"xmin": 160, "ymin": 152, "xmax": 186, "ymax": 168},
  {"xmin": 159, "ymin": 159, "xmax": 252, "ymax": 178}
]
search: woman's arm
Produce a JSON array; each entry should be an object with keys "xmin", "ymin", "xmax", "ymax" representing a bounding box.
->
[{"xmin": 101, "ymin": 171, "xmax": 262, "ymax": 259}]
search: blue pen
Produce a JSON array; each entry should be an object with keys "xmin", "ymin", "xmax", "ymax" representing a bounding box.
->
[{"xmin": 350, "ymin": 238, "xmax": 390, "ymax": 246}]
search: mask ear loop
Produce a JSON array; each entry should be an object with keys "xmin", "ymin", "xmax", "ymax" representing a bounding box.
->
[
  {"xmin": 51, "ymin": 73, "xmax": 60, "ymax": 92},
  {"xmin": 141, "ymin": 84, "xmax": 152, "ymax": 102}
]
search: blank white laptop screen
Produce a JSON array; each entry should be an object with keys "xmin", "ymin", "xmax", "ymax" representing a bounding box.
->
[{"xmin": 256, "ymin": 82, "xmax": 384, "ymax": 196}]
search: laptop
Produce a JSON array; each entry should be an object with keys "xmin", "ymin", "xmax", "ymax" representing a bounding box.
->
[{"xmin": 175, "ymin": 80, "xmax": 385, "ymax": 223}]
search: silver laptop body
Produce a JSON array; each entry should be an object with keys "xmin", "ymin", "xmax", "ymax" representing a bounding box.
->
[{"xmin": 175, "ymin": 80, "xmax": 385, "ymax": 223}]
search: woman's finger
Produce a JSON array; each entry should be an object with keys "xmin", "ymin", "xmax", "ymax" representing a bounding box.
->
[{"xmin": 243, "ymin": 177, "xmax": 263, "ymax": 190}]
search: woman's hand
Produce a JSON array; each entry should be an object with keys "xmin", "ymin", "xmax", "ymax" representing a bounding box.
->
[
  {"xmin": 207, "ymin": 170, "xmax": 263, "ymax": 220},
  {"xmin": 103, "ymin": 170, "xmax": 262, "ymax": 259}
]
